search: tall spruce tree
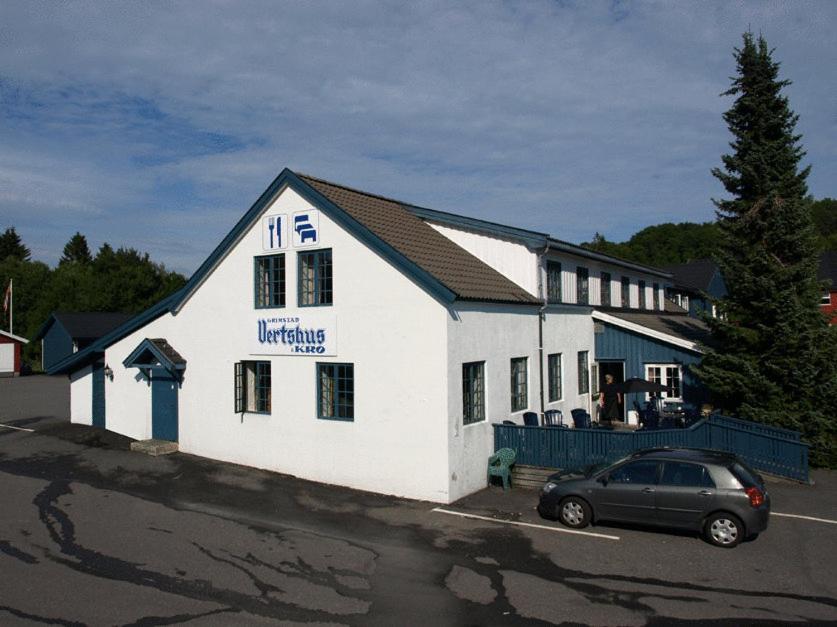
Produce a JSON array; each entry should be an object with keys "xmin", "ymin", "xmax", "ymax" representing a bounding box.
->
[
  {"xmin": 695, "ymin": 33, "xmax": 837, "ymax": 466},
  {"xmin": 60, "ymin": 232, "xmax": 92, "ymax": 265}
]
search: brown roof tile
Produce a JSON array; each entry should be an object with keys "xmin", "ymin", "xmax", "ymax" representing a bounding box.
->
[{"xmin": 298, "ymin": 174, "xmax": 539, "ymax": 305}]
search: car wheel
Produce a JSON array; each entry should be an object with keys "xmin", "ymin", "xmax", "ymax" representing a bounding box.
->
[
  {"xmin": 704, "ymin": 512, "xmax": 743, "ymax": 548},
  {"xmin": 558, "ymin": 496, "xmax": 591, "ymax": 529}
]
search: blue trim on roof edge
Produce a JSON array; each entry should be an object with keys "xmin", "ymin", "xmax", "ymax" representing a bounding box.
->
[
  {"xmin": 171, "ymin": 168, "xmax": 456, "ymax": 313},
  {"xmin": 123, "ymin": 338, "xmax": 186, "ymax": 379},
  {"xmin": 408, "ymin": 205, "xmax": 549, "ymax": 248},
  {"xmin": 47, "ymin": 290, "xmax": 183, "ymax": 375},
  {"xmin": 408, "ymin": 203, "xmax": 671, "ymax": 279}
]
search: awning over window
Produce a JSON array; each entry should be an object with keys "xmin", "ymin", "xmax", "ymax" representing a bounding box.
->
[{"xmin": 122, "ymin": 338, "xmax": 186, "ymax": 379}]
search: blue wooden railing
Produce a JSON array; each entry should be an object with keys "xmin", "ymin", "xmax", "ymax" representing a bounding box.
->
[{"xmin": 493, "ymin": 414, "xmax": 810, "ymax": 482}]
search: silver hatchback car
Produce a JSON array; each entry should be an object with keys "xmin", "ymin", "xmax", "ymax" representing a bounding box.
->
[{"xmin": 537, "ymin": 448, "xmax": 770, "ymax": 547}]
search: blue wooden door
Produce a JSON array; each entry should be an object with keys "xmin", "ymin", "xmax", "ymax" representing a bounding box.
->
[
  {"xmin": 151, "ymin": 370, "xmax": 178, "ymax": 442},
  {"xmin": 92, "ymin": 362, "xmax": 106, "ymax": 428}
]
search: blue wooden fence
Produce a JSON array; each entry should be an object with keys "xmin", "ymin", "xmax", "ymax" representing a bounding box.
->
[{"xmin": 493, "ymin": 414, "xmax": 810, "ymax": 482}]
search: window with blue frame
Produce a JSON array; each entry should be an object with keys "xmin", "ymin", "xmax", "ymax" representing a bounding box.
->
[
  {"xmin": 577, "ymin": 267, "xmax": 589, "ymax": 304},
  {"xmin": 254, "ymin": 254, "xmax": 285, "ymax": 308},
  {"xmin": 548, "ymin": 353, "xmax": 562, "ymax": 402},
  {"xmin": 299, "ymin": 249, "xmax": 333, "ymax": 306},
  {"xmin": 547, "ymin": 261, "xmax": 562, "ymax": 303},
  {"xmin": 234, "ymin": 361, "xmax": 271, "ymax": 413},
  {"xmin": 318, "ymin": 362, "xmax": 354, "ymax": 420},
  {"xmin": 462, "ymin": 362, "xmax": 485, "ymax": 425},
  {"xmin": 510, "ymin": 357, "xmax": 528, "ymax": 412}
]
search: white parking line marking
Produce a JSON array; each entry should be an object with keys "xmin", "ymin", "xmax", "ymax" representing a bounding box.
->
[
  {"xmin": 773, "ymin": 512, "xmax": 837, "ymax": 525},
  {"xmin": 0, "ymin": 423, "xmax": 34, "ymax": 432},
  {"xmin": 431, "ymin": 507, "xmax": 620, "ymax": 540}
]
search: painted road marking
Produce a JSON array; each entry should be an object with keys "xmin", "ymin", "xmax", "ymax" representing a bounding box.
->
[
  {"xmin": 0, "ymin": 423, "xmax": 35, "ymax": 432},
  {"xmin": 431, "ymin": 507, "xmax": 621, "ymax": 540},
  {"xmin": 773, "ymin": 512, "xmax": 837, "ymax": 525}
]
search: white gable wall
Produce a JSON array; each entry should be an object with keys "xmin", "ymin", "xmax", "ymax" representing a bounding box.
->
[
  {"xmin": 100, "ymin": 186, "xmax": 452, "ymax": 502},
  {"xmin": 428, "ymin": 223, "xmax": 539, "ymax": 296}
]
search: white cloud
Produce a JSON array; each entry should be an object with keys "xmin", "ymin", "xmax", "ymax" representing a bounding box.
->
[{"xmin": 1, "ymin": 0, "xmax": 835, "ymax": 272}]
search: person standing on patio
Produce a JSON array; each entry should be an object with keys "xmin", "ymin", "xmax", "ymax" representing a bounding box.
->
[{"xmin": 599, "ymin": 374, "xmax": 622, "ymax": 424}]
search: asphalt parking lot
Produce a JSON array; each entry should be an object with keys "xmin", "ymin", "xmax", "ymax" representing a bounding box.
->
[{"xmin": 2, "ymin": 376, "xmax": 837, "ymax": 625}]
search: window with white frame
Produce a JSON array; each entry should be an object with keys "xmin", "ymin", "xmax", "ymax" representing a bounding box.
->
[
  {"xmin": 645, "ymin": 364, "xmax": 683, "ymax": 400},
  {"xmin": 822, "ymin": 292, "xmax": 832, "ymax": 306}
]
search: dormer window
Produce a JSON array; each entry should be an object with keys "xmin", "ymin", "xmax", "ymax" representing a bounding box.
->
[
  {"xmin": 638, "ymin": 280, "xmax": 647, "ymax": 309},
  {"xmin": 621, "ymin": 277, "xmax": 630, "ymax": 307}
]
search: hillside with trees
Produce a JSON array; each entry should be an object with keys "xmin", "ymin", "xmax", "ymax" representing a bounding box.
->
[
  {"xmin": 0, "ymin": 227, "xmax": 186, "ymax": 367},
  {"xmin": 582, "ymin": 197, "xmax": 834, "ymax": 268}
]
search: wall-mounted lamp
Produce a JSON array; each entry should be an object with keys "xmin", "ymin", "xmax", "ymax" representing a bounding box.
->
[{"xmin": 104, "ymin": 364, "xmax": 114, "ymax": 381}]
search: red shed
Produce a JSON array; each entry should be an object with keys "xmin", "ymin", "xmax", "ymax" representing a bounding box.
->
[{"xmin": 0, "ymin": 330, "xmax": 28, "ymax": 377}]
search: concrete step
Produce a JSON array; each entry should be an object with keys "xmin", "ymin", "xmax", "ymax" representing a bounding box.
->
[
  {"xmin": 130, "ymin": 439, "xmax": 179, "ymax": 456},
  {"xmin": 512, "ymin": 464, "xmax": 558, "ymax": 490}
]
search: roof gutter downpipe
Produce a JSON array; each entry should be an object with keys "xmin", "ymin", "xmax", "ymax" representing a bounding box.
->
[{"xmin": 538, "ymin": 238, "xmax": 550, "ymax": 416}]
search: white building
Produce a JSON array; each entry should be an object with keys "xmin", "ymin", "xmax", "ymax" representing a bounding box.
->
[{"xmin": 52, "ymin": 168, "xmax": 692, "ymax": 503}]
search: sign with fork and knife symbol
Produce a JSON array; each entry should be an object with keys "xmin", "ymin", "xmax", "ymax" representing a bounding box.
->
[{"xmin": 262, "ymin": 210, "xmax": 320, "ymax": 251}]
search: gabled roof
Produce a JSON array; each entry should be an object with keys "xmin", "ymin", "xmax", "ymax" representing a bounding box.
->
[
  {"xmin": 34, "ymin": 312, "xmax": 133, "ymax": 342},
  {"xmin": 663, "ymin": 259, "xmax": 719, "ymax": 293},
  {"xmin": 123, "ymin": 338, "xmax": 186, "ymax": 378},
  {"xmin": 0, "ymin": 329, "xmax": 28, "ymax": 344},
  {"xmin": 593, "ymin": 308, "xmax": 710, "ymax": 353},
  {"xmin": 50, "ymin": 168, "xmax": 545, "ymax": 375},
  {"xmin": 819, "ymin": 251, "xmax": 837, "ymax": 285},
  {"xmin": 297, "ymin": 174, "xmax": 539, "ymax": 304},
  {"xmin": 47, "ymin": 289, "xmax": 184, "ymax": 375}
]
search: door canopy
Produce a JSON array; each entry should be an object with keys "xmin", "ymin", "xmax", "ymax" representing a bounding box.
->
[{"xmin": 122, "ymin": 338, "xmax": 186, "ymax": 380}]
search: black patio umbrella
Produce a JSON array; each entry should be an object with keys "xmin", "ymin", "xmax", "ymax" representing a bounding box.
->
[{"xmin": 617, "ymin": 377, "xmax": 669, "ymax": 394}]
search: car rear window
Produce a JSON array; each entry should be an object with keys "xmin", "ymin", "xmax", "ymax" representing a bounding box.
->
[{"xmin": 729, "ymin": 462, "xmax": 762, "ymax": 488}]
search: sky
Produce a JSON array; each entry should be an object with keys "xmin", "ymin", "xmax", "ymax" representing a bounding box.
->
[{"xmin": 1, "ymin": 1, "xmax": 835, "ymax": 274}]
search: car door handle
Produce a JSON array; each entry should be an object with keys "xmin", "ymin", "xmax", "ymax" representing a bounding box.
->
[
  {"xmin": 698, "ymin": 490, "xmax": 713, "ymax": 497},
  {"xmin": 642, "ymin": 487, "xmax": 655, "ymax": 494}
]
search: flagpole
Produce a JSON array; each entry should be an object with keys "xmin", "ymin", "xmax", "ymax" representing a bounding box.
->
[{"xmin": 9, "ymin": 278, "xmax": 12, "ymax": 335}]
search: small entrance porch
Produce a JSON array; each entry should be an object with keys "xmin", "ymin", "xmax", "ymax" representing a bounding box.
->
[{"xmin": 122, "ymin": 338, "xmax": 186, "ymax": 443}]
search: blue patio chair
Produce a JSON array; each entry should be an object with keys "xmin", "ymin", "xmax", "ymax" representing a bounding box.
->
[
  {"xmin": 571, "ymin": 409, "xmax": 592, "ymax": 429},
  {"xmin": 487, "ymin": 447, "xmax": 516, "ymax": 490},
  {"xmin": 522, "ymin": 411, "xmax": 539, "ymax": 426},
  {"xmin": 639, "ymin": 411, "xmax": 659, "ymax": 430}
]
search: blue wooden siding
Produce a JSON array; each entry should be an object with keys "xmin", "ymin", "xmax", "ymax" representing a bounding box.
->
[
  {"xmin": 494, "ymin": 414, "xmax": 810, "ymax": 482},
  {"xmin": 595, "ymin": 322, "xmax": 706, "ymax": 406},
  {"xmin": 91, "ymin": 362, "xmax": 106, "ymax": 428},
  {"xmin": 42, "ymin": 323, "xmax": 74, "ymax": 371}
]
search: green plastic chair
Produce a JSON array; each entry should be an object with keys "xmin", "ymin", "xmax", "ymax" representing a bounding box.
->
[{"xmin": 487, "ymin": 447, "xmax": 516, "ymax": 490}]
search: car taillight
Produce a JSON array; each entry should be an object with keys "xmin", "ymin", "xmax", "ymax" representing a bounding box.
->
[{"xmin": 745, "ymin": 486, "xmax": 764, "ymax": 508}]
